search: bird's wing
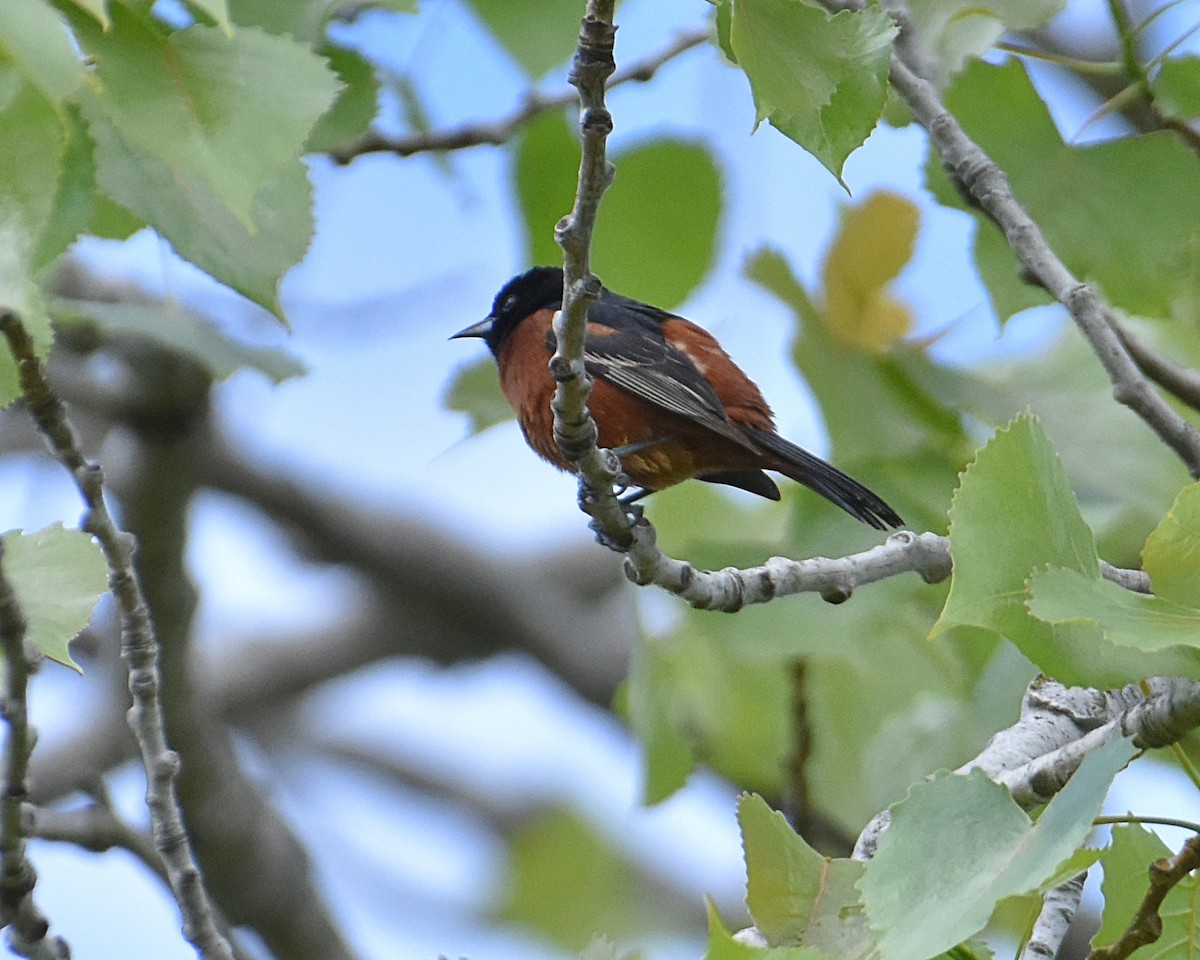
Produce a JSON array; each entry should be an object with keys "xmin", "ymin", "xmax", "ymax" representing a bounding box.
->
[{"xmin": 579, "ymin": 298, "xmax": 757, "ymax": 451}]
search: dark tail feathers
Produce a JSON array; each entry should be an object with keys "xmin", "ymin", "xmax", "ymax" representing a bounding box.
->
[{"xmin": 742, "ymin": 426, "xmax": 904, "ymax": 530}]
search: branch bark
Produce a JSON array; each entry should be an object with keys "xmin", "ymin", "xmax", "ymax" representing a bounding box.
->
[
  {"xmin": 881, "ymin": 6, "xmax": 1200, "ymax": 476},
  {"xmin": 0, "ymin": 311, "xmax": 235, "ymax": 960},
  {"xmin": 329, "ymin": 27, "xmax": 708, "ymax": 163},
  {"xmin": 0, "ymin": 539, "xmax": 68, "ymax": 959}
]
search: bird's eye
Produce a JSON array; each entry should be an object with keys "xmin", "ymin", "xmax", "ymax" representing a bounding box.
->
[{"xmin": 502, "ymin": 294, "xmax": 519, "ymax": 312}]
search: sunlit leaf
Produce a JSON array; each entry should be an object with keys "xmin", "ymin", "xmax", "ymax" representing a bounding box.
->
[
  {"xmin": 727, "ymin": 0, "xmax": 896, "ymax": 182},
  {"xmin": 0, "ymin": 0, "xmax": 84, "ymax": 103},
  {"xmin": 822, "ymin": 191, "xmax": 918, "ymax": 351},
  {"xmin": 740, "ymin": 794, "xmax": 872, "ymax": 956},
  {"xmin": 2, "ymin": 525, "xmax": 108, "ymax": 673}
]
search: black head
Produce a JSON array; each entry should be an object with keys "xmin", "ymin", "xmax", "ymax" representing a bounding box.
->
[{"xmin": 451, "ymin": 266, "xmax": 565, "ymax": 356}]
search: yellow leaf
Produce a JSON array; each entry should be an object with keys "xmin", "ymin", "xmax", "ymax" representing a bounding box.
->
[{"xmin": 821, "ymin": 191, "xmax": 919, "ymax": 351}]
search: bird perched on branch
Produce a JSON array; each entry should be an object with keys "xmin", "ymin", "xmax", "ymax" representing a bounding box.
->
[{"xmin": 453, "ymin": 266, "xmax": 903, "ymax": 530}]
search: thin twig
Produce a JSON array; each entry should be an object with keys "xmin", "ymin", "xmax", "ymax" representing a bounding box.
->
[
  {"xmin": 1090, "ymin": 833, "xmax": 1200, "ymax": 960},
  {"xmin": 0, "ymin": 539, "xmax": 68, "ymax": 960},
  {"xmin": 0, "ymin": 311, "xmax": 235, "ymax": 960},
  {"xmin": 329, "ymin": 26, "xmax": 709, "ymax": 164},
  {"xmin": 1111, "ymin": 320, "xmax": 1200, "ymax": 413},
  {"xmin": 550, "ymin": 1, "xmax": 641, "ymax": 550}
]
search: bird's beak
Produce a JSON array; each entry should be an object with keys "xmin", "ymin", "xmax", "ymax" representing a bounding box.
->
[{"xmin": 450, "ymin": 317, "xmax": 494, "ymax": 340}]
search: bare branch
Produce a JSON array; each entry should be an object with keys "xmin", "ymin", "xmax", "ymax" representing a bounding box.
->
[
  {"xmin": 550, "ymin": 0, "xmax": 641, "ymax": 553},
  {"xmin": 0, "ymin": 310, "xmax": 235, "ymax": 960},
  {"xmin": 0, "ymin": 539, "xmax": 69, "ymax": 959},
  {"xmin": 329, "ymin": 27, "xmax": 709, "ymax": 164}
]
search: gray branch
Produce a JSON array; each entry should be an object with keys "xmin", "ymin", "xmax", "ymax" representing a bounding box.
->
[
  {"xmin": 884, "ymin": 41, "xmax": 1200, "ymax": 475},
  {"xmin": 0, "ymin": 312, "xmax": 235, "ymax": 960},
  {"xmin": 330, "ymin": 27, "xmax": 709, "ymax": 163},
  {"xmin": 854, "ymin": 676, "xmax": 1200, "ymax": 860},
  {"xmin": 0, "ymin": 540, "xmax": 68, "ymax": 959},
  {"xmin": 1022, "ymin": 873, "xmax": 1087, "ymax": 960}
]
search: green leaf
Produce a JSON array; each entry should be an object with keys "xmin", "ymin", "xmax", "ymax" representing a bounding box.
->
[
  {"xmin": 704, "ymin": 900, "xmax": 829, "ymax": 960},
  {"xmin": 53, "ymin": 299, "xmax": 306, "ymax": 383},
  {"xmin": 305, "ymin": 45, "xmax": 380, "ymax": 153},
  {"xmin": 516, "ymin": 113, "xmax": 723, "ymax": 310},
  {"xmin": 746, "ymin": 247, "xmax": 969, "ymax": 535},
  {"xmin": 76, "ymin": 10, "xmax": 338, "ymax": 231},
  {"xmin": 1154, "ymin": 55, "xmax": 1200, "ymax": 123},
  {"xmin": 0, "ymin": 65, "xmax": 68, "ymax": 270},
  {"xmin": 927, "ymin": 60, "xmax": 1200, "ymax": 320},
  {"xmin": 72, "ymin": 9, "xmax": 339, "ymax": 314},
  {"xmin": 1026, "ymin": 567, "xmax": 1200, "ymax": 681},
  {"xmin": 515, "ymin": 108, "xmax": 580, "ymax": 271},
  {"xmin": 0, "ymin": 0, "xmax": 84, "ymax": 103},
  {"xmin": 930, "ymin": 414, "xmax": 1103, "ymax": 680},
  {"xmin": 1143, "ymin": 482, "xmax": 1200, "ymax": 608},
  {"xmin": 499, "ymin": 807, "xmax": 687, "ymax": 951},
  {"xmin": 58, "ymin": 0, "xmax": 111, "ymax": 28},
  {"xmin": 228, "ymin": 0, "xmax": 417, "ymax": 44},
  {"xmin": 728, "ymin": 0, "xmax": 896, "ymax": 182},
  {"xmin": 2, "ymin": 525, "xmax": 108, "ymax": 672},
  {"xmin": 82, "ymin": 100, "xmax": 315, "ymax": 316},
  {"xmin": 904, "ymin": 0, "xmax": 1066, "ymax": 87},
  {"xmin": 739, "ymin": 794, "xmax": 873, "ymax": 956},
  {"xmin": 1094, "ymin": 824, "xmax": 1192, "ymax": 950},
  {"xmin": 860, "ymin": 734, "xmax": 1135, "ymax": 960},
  {"xmin": 468, "ymin": 0, "xmax": 591, "ymax": 78},
  {"xmin": 627, "ymin": 630, "xmax": 790, "ymax": 804},
  {"xmin": 443, "ymin": 356, "xmax": 511, "ymax": 434},
  {"xmin": 593, "ymin": 139, "xmax": 721, "ymax": 308},
  {"xmin": 970, "ymin": 330, "xmax": 1191, "ymax": 560},
  {"xmin": 35, "ymin": 104, "xmax": 101, "ymax": 269},
  {"xmin": 0, "ymin": 207, "xmax": 54, "ymax": 404}
]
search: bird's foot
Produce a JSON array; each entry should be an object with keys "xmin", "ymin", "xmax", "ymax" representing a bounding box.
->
[{"xmin": 579, "ymin": 478, "xmax": 647, "ymax": 551}]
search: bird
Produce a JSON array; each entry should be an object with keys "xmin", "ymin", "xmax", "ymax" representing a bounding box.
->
[{"xmin": 452, "ymin": 266, "xmax": 903, "ymax": 530}]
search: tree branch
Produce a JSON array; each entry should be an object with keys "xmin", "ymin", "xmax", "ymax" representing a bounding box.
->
[
  {"xmin": 1089, "ymin": 832, "xmax": 1200, "ymax": 960},
  {"xmin": 329, "ymin": 27, "xmax": 709, "ymax": 164},
  {"xmin": 854, "ymin": 676, "xmax": 1200, "ymax": 859},
  {"xmin": 0, "ymin": 540, "xmax": 68, "ymax": 959},
  {"xmin": 1022, "ymin": 873, "xmax": 1087, "ymax": 960},
  {"xmin": 0, "ymin": 311, "xmax": 235, "ymax": 960},
  {"xmin": 550, "ymin": 0, "xmax": 641, "ymax": 553},
  {"xmin": 883, "ymin": 19, "xmax": 1200, "ymax": 476}
]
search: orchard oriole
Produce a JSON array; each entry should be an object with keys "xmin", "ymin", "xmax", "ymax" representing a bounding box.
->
[{"xmin": 453, "ymin": 266, "xmax": 903, "ymax": 530}]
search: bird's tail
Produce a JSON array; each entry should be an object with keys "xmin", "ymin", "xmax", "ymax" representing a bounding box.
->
[{"xmin": 742, "ymin": 426, "xmax": 904, "ymax": 530}]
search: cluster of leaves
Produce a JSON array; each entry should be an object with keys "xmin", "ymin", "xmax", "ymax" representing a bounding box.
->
[{"xmin": 0, "ymin": 0, "xmax": 413, "ymax": 402}]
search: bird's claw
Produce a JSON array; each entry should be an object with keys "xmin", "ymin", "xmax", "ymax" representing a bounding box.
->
[{"xmin": 579, "ymin": 478, "xmax": 647, "ymax": 551}]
